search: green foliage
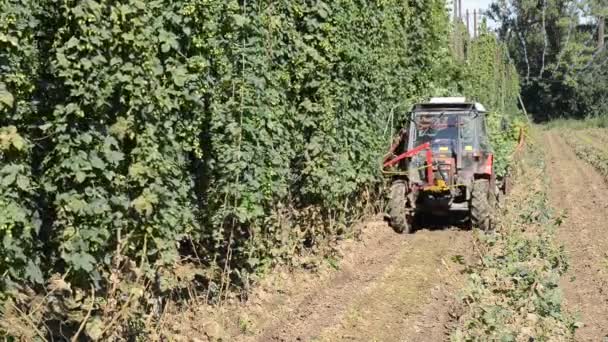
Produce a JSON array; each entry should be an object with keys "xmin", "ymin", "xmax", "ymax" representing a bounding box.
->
[
  {"xmin": 1, "ymin": 0, "xmax": 454, "ymax": 296},
  {"xmin": 185, "ymin": 0, "xmax": 455, "ymax": 280},
  {"xmin": 463, "ymin": 29, "xmax": 520, "ymax": 116},
  {"xmin": 40, "ymin": 0, "xmax": 199, "ymax": 284},
  {"xmin": 489, "ymin": 0, "xmax": 608, "ymax": 120},
  {"xmin": 573, "ymin": 48, "xmax": 608, "ymax": 117},
  {"xmin": 0, "ymin": 0, "xmax": 44, "ymax": 287},
  {"xmin": 487, "ymin": 113, "xmax": 525, "ymax": 178}
]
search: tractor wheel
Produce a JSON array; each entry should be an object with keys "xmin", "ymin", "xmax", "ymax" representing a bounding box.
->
[
  {"xmin": 470, "ymin": 179, "xmax": 493, "ymax": 232},
  {"xmin": 388, "ymin": 180, "xmax": 411, "ymax": 234}
]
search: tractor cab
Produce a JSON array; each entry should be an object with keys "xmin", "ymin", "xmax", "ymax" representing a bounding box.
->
[{"xmin": 406, "ymin": 100, "xmax": 492, "ymax": 189}]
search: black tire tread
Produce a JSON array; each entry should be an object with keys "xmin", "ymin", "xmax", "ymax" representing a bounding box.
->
[
  {"xmin": 388, "ymin": 180, "xmax": 411, "ymax": 234},
  {"xmin": 471, "ymin": 179, "xmax": 492, "ymax": 231}
]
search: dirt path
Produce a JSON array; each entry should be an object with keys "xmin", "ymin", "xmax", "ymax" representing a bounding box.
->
[
  {"xmin": 226, "ymin": 220, "xmax": 471, "ymax": 342},
  {"xmin": 545, "ymin": 132, "xmax": 608, "ymax": 341}
]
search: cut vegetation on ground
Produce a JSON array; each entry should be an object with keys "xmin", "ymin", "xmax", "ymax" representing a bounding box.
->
[{"xmin": 452, "ymin": 131, "xmax": 575, "ymax": 341}]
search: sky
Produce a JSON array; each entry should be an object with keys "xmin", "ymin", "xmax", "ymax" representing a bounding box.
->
[{"xmin": 463, "ymin": 0, "xmax": 493, "ymax": 11}]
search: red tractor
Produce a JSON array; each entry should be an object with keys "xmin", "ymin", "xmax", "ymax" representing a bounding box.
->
[{"xmin": 383, "ymin": 98, "xmax": 497, "ymax": 233}]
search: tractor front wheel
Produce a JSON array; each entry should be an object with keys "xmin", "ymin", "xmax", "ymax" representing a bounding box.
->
[
  {"xmin": 470, "ymin": 179, "xmax": 493, "ymax": 231},
  {"xmin": 388, "ymin": 180, "xmax": 412, "ymax": 234}
]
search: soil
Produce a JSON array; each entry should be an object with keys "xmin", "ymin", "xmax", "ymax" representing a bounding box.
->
[
  {"xmin": 234, "ymin": 221, "xmax": 471, "ymax": 342},
  {"xmin": 545, "ymin": 132, "xmax": 608, "ymax": 341},
  {"xmin": 164, "ymin": 219, "xmax": 473, "ymax": 342}
]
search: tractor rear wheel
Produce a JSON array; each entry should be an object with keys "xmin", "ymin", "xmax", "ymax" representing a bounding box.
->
[
  {"xmin": 388, "ymin": 180, "xmax": 411, "ymax": 234},
  {"xmin": 470, "ymin": 179, "xmax": 493, "ymax": 231}
]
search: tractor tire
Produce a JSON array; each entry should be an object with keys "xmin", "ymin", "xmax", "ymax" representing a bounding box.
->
[
  {"xmin": 470, "ymin": 179, "xmax": 493, "ymax": 232},
  {"xmin": 388, "ymin": 180, "xmax": 411, "ymax": 234}
]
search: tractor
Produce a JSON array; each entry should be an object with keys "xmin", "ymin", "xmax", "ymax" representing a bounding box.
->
[{"xmin": 382, "ymin": 98, "xmax": 497, "ymax": 233}]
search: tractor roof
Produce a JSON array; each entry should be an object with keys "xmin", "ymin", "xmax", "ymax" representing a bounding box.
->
[{"xmin": 413, "ymin": 98, "xmax": 487, "ymax": 113}]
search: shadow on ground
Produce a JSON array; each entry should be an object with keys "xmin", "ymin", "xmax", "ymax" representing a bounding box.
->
[{"xmin": 384, "ymin": 212, "xmax": 471, "ymax": 233}]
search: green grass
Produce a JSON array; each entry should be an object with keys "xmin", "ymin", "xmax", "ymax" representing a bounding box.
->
[{"xmin": 544, "ymin": 115, "xmax": 608, "ymax": 130}]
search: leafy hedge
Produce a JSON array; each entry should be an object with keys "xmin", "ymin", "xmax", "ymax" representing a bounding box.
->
[
  {"xmin": 463, "ymin": 27, "xmax": 520, "ymax": 116},
  {"xmin": 1, "ymin": 0, "xmax": 452, "ymax": 293},
  {"xmin": 0, "ymin": 0, "xmax": 44, "ymax": 288}
]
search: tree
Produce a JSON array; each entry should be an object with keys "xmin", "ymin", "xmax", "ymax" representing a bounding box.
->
[{"xmin": 489, "ymin": 0, "xmax": 608, "ymax": 120}]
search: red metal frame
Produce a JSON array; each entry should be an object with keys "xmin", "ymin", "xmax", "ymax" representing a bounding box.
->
[
  {"xmin": 483, "ymin": 153, "xmax": 493, "ymax": 175},
  {"xmin": 383, "ymin": 142, "xmax": 434, "ymax": 184}
]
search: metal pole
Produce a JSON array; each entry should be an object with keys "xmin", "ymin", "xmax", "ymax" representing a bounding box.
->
[{"xmin": 453, "ymin": 0, "xmax": 458, "ymax": 22}]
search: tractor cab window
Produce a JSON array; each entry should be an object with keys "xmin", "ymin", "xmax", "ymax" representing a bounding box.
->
[
  {"xmin": 459, "ymin": 115, "xmax": 476, "ymax": 153},
  {"xmin": 477, "ymin": 115, "xmax": 491, "ymax": 152},
  {"xmin": 414, "ymin": 114, "xmax": 459, "ymax": 153}
]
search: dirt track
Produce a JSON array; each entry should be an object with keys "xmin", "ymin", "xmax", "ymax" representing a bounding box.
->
[
  {"xmin": 227, "ymin": 221, "xmax": 471, "ymax": 342},
  {"xmin": 545, "ymin": 132, "xmax": 608, "ymax": 341}
]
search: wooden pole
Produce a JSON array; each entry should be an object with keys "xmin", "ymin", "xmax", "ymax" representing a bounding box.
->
[
  {"xmin": 458, "ymin": 0, "xmax": 462, "ymax": 20},
  {"xmin": 474, "ymin": 9, "xmax": 478, "ymax": 38},
  {"xmin": 599, "ymin": 16, "xmax": 605, "ymax": 49},
  {"xmin": 466, "ymin": 9, "xmax": 470, "ymax": 37},
  {"xmin": 518, "ymin": 94, "xmax": 531, "ymax": 124},
  {"xmin": 452, "ymin": 1, "xmax": 460, "ymax": 60}
]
